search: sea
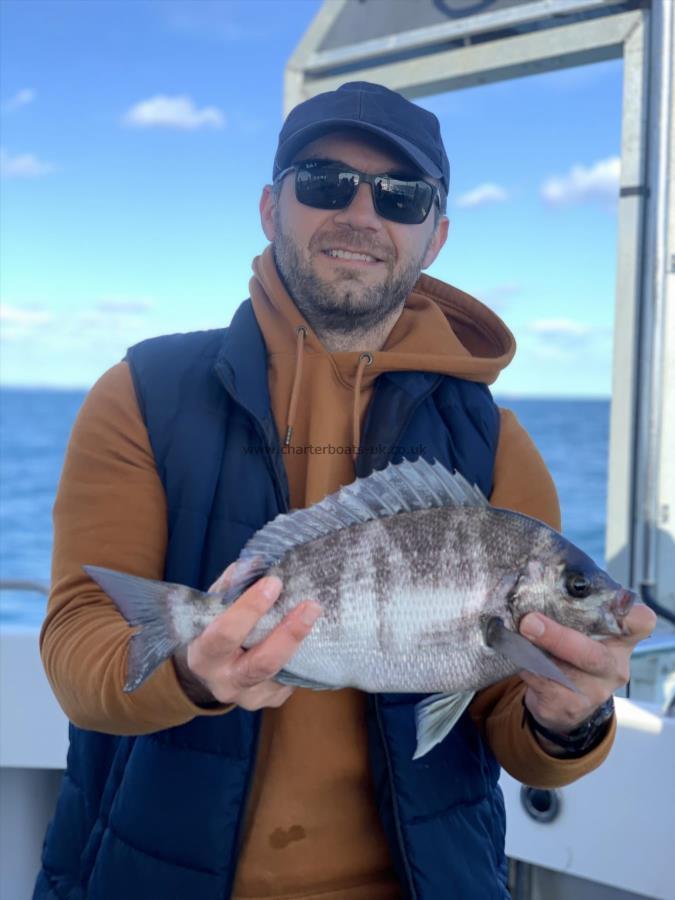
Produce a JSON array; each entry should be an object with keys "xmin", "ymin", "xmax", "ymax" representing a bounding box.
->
[{"xmin": 0, "ymin": 388, "xmax": 610, "ymax": 628}]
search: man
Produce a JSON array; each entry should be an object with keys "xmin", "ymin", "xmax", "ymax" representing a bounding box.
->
[{"xmin": 36, "ymin": 82, "xmax": 655, "ymax": 900}]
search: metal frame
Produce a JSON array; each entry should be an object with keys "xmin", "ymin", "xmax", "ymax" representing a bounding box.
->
[
  {"xmin": 605, "ymin": 8, "xmax": 649, "ymax": 589},
  {"xmin": 286, "ymin": 7, "xmax": 642, "ymax": 108},
  {"xmin": 628, "ymin": 0, "xmax": 674, "ymax": 615},
  {"xmin": 294, "ymin": 0, "xmax": 626, "ymax": 80},
  {"xmin": 285, "ymin": 0, "xmax": 675, "ymax": 613}
]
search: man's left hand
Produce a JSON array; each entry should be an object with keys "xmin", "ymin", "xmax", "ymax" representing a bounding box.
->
[{"xmin": 518, "ymin": 604, "xmax": 657, "ymax": 742}]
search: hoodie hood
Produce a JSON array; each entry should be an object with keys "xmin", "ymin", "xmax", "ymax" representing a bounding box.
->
[
  {"xmin": 249, "ymin": 245, "xmax": 515, "ymax": 457},
  {"xmin": 250, "ymin": 245, "xmax": 515, "ymax": 385},
  {"xmin": 379, "ymin": 270, "xmax": 515, "ymax": 381}
]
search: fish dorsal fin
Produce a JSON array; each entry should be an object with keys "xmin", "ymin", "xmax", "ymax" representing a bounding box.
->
[{"xmin": 238, "ymin": 458, "xmax": 486, "ymax": 573}]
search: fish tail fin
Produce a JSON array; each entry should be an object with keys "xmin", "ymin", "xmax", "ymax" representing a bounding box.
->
[
  {"xmin": 83, "ymin": 565, "xmax": 196, "ymax": 692},
  {"xmin": 413, "ymin": 690, "xmax": 475, "ymax": 760}
]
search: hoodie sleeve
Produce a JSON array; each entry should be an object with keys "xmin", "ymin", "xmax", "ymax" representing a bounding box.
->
[
  {"xmin": 40, "ymin": 362, "xmax": 230, "ymax": 734},
  {"xmin": 469, "ymin": 407, "xmax": 615, "ymax": 787}
]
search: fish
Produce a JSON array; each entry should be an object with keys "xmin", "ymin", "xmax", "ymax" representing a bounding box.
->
[{"xmin": 84, "ymin": 458, "xmax": 635, "ymax": 759}]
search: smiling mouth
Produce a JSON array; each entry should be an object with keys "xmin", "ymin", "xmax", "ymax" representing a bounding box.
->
[{"xmin": 322, "ymin": 248, "xmax": 383, "ymax": 264}]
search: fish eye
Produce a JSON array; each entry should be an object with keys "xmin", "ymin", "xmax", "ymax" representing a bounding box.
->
[{"xmin": 565, "ymin": 571, "xmax": 591, "ymax": 599}]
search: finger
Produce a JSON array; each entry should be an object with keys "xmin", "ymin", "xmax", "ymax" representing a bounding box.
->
[
  {"xmin": 621, "ymin": 603, "xmax": 657, "ymax": 644},
  {"xmin": 237, "ymin": 682, "xmax": 295, "ymax": 711},
  {"xmin": 234, "ymin": 601, "xmax": 321, "ymax": 689},
  {"xmin": 519, "ymin": 613, "xmax": 610, "ymax": 677},
  {"xmin": 197, "ymin": 576, "xmax": 284, "ymax": 661}
]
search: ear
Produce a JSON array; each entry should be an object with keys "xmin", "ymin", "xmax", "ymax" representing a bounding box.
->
[
  {"xmin": 260, "ymin": 185, "xmax": 277, "ymax": 241},
  {"xmin": 421, "ymin": 215, "xmax": 449, "ymax": 269}
]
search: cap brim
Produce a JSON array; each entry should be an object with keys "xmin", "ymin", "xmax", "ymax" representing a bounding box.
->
[{"xmin": 274, "ymin": 119, "xmax": 445, "ymax": 185}]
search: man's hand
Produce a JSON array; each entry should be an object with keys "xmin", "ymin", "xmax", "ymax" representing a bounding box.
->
[
  {"xmin": 518, "ymin": 603, "xmax": 657, "ymax": 746},
  {"xmin": 174, "ymin": 563, "xmax": 321, "ymax": 709}
]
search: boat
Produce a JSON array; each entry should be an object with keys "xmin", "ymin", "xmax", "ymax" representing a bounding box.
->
[{"xmin": 1, "ymin": 1, "xmax": 674, "ymax": 897}]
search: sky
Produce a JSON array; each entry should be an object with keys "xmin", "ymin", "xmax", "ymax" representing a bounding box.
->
[{"xmin": 0, "ymin": 0, "xmax": 623, "ymax": 396}]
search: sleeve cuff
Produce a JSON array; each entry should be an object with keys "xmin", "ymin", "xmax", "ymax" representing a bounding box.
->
[
  {"xmin": 481, "ymin": 681, "xmax": 617, "ymax": 789},
  {"xmin": 508, "ymin": 704, "xmax": 617, "ymax": 788},
  {"xmin": 164, "ymin": 657, "xmax": 235, "ymax": 718}
]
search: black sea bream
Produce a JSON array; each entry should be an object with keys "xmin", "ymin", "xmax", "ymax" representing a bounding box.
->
[{"xmin": 85, "ymin": 458, "xmax": 634, "ymax": 758}]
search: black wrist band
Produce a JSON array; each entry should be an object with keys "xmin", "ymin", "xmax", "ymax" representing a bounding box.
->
[{"xmin": 522, "ymin": 696, "xmax": 615, "ymax": 757}]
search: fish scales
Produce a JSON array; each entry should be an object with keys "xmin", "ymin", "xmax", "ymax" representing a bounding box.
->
[{"xmin": 244, "ymin": 506, "xmax": 547, "ymax": 693}]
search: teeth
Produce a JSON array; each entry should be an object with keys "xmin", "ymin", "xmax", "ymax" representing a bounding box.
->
[{"xmin": 326, "ymin": 249, "xmax": 377, "ymax": 262}]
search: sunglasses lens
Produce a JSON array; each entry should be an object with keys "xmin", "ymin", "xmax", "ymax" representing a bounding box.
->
[
  {"xmin": 296, "ymin": 167, "xmax": 356, "ymax": 210},
  {"xmin": 374, "ymin": 177, "xmax": 434, "ymax": 224},
  {"xmin": 293, "ymin": 164, "xmax": 435, "ymax": 224}
]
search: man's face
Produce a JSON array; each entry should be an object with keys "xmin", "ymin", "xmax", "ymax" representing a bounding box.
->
[{"xmin": 260, "ymin": 131, "xmax": 448, "ymax": 335}]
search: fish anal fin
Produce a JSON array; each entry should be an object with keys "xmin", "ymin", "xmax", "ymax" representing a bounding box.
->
[
  {"xmin": 275, "ymin": 669, "xmax": 337, "ymax": 691},
  {"xmin": 413, "ymin": 691, "xmax": 475, "ymax": 760}
]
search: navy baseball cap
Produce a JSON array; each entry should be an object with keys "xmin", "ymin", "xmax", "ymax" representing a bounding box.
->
[{"xmin": 273, "ymin": 81, "xmax": 450, "ymax": 194}]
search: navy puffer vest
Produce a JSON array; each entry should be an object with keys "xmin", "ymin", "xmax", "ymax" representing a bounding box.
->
[{"xmin": 35, "ymin": 300, "xmax": 508, "ymax": 900}]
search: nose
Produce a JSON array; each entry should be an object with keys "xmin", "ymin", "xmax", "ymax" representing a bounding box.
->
[{"xmin": 333, "ymin": 181, "xmax": 382, "ymax": 230}]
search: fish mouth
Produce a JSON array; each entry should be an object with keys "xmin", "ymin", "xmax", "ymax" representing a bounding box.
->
[{"xmin": 609, "ymin": 588, "xmax": 636, "ymax": 632}]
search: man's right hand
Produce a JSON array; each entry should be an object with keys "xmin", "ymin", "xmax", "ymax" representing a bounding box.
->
[{"xmin": 173, "ymin": 563, "xmax": 321, "ymax": 709}]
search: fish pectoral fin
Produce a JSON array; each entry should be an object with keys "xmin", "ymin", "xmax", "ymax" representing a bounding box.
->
[
  {"xmin": 275, "ymin": 669, "xmax": 337, "ymax": 691},
  {"xmin": 485, "ymin": 616, "xmax": 580, "ymax": 694},
  {"xmin": 413, "ymin": 691, "xmax": 475, "ymax": 760}
]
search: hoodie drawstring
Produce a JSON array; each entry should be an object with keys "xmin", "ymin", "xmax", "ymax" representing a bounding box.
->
[
  {"xmin": 284, "ymin": 332, "xmax": 373, "ymax": 460},
  {"xmin": 284, "ymin": 326, "xmax": 307, "ymax": 447},
  {"xmin": 352, "ymin": 351, "xmax": 373, "ymax": 460}
]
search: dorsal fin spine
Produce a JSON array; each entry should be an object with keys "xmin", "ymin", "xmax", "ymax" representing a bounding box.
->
[{"xmin": 237, "ymin": 459, "xmax": 486, "ymax": 584}]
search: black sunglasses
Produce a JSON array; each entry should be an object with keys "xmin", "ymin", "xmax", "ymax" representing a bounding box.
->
[{"xmin": 274, "ymin": 159, "xmax": 440, "ymax": 225}]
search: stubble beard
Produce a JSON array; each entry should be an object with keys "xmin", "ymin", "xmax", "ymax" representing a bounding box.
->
[{"xmin": 272, "ymin": 210, "xmax": 430, "ymax": 337}]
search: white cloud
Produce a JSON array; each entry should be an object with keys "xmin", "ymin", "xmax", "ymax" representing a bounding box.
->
[
  {"xmin": 541, "ymin": 156, "xmax": 620, "ymax": 207},
  {"xmin": 0, "ymin": 303, "xmax": 53, "ymax": 341},
  {"xmin": 3, "ymin": 88, "xmax": 36, "ymax": 112},
  {"xmin": 528, "ymin": 318, "xmax": 593, "ymax": 338},
  {"xmin": 73, "ymin": 298, "xmax": 155, "ymax": 338},
  {"xmin": 74, "ymin": 311, "xmax": 144, "ymax": 335},
  {"xmin": 0, "ymin": 148, "xmax": 54, "ymax": 178},
  {"xmin": 479, "ymin": 283, "xmax": 521, "ymax": 311},
  {"xmin": 0, "ymin": 298, "xmax": 157, "ymax": 347},
  {"xmin": 456, "ymin": 183, "xmax": 509, "ymax": 209},
  {"xmin": 95, "ymin": 298, "xmax": 154, "ymax": 314},
  {"xmin": 0, "ymin": 304, "xmax": 52, "ymax": 327},
  {"xmin": 524, "ymin": 317, "xmax": 610, "ymax": 362},
  {"xmin": 0, "ymin": 298, "xmax": 162, "ymax": 385},
  {"xmin": 123, "ymin": 94, "xmax": 225, "ymax": 130}
]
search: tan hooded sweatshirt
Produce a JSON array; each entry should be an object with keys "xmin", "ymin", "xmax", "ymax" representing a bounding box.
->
[{"xmin": 41, "ymin": 247, "xmax": 615, "ymax": 900}]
